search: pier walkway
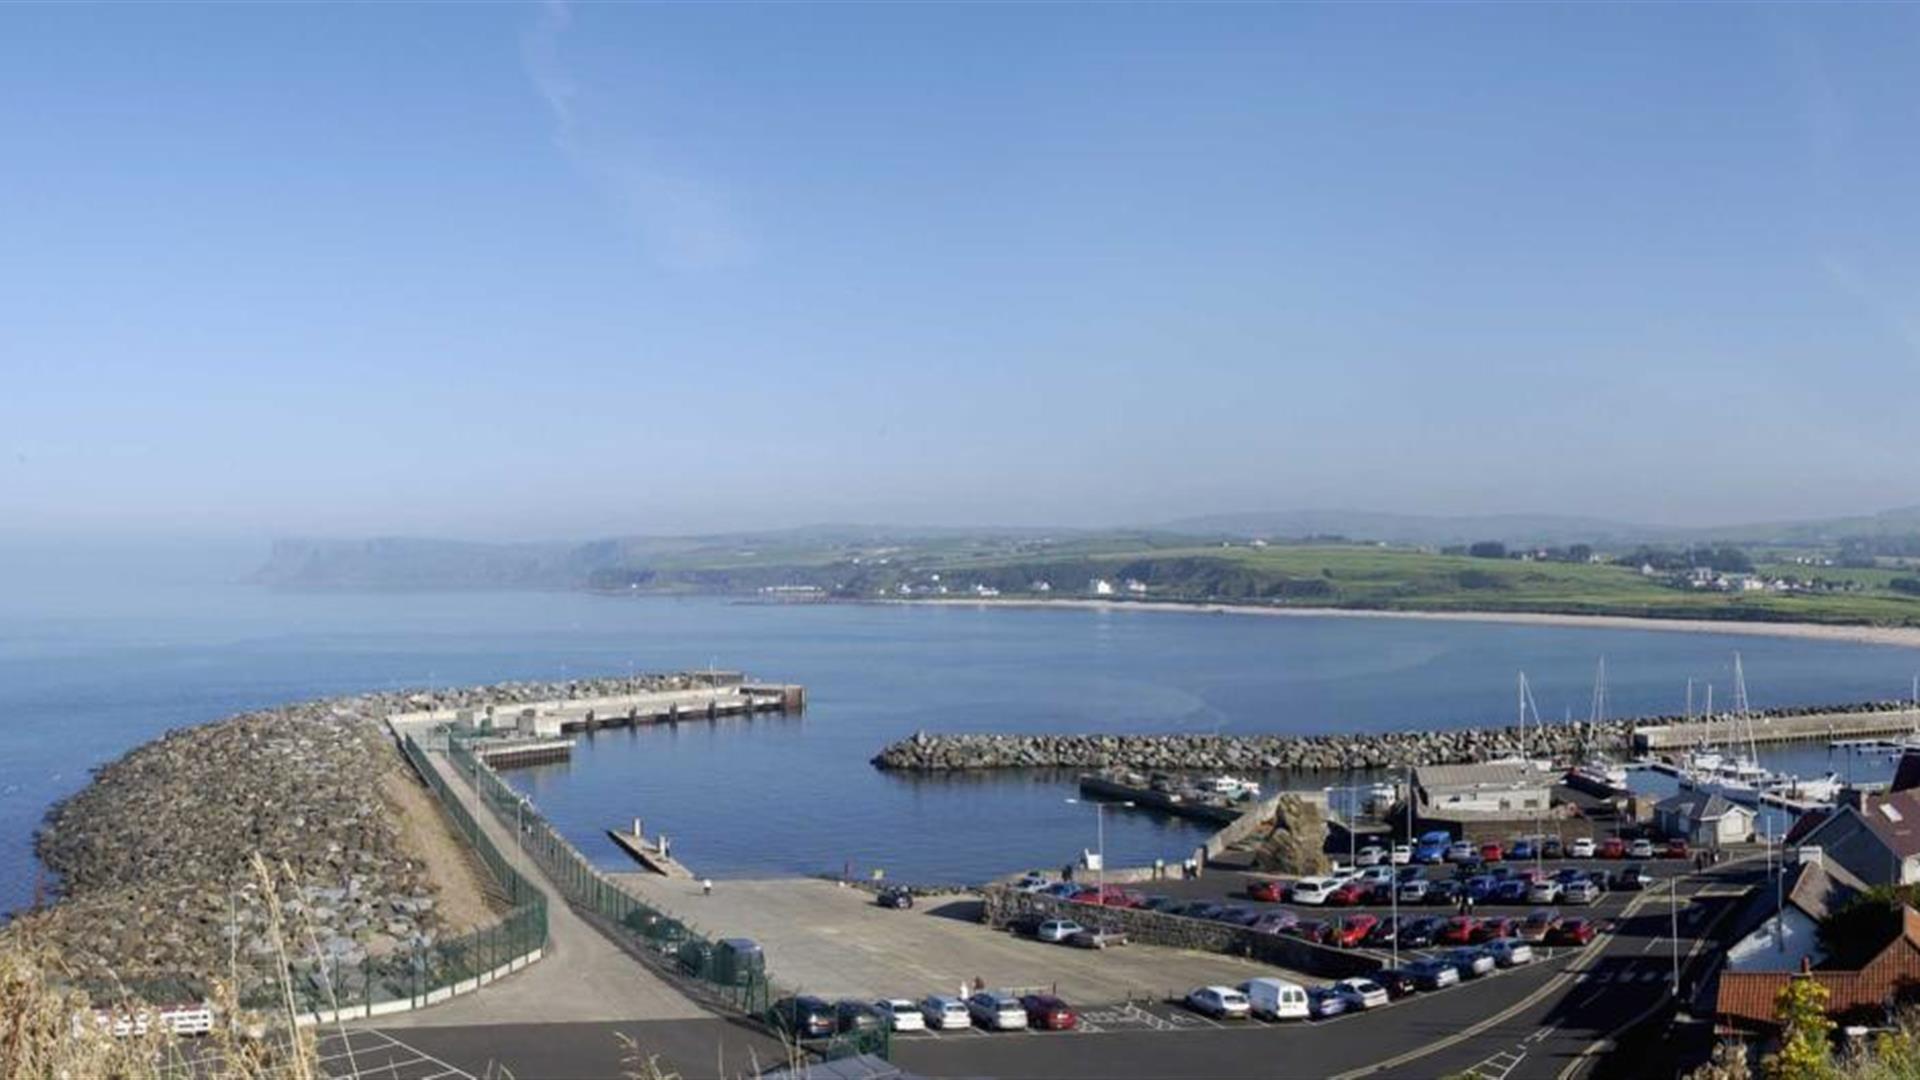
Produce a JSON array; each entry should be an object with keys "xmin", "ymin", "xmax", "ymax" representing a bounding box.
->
[
  {"xmin": 1636, "ymin": 707, "xmax": 1920, "ymax": 752},
  {"xmin": 373, "ymin": 725, "xmax": 707, "ymax": 1028}
]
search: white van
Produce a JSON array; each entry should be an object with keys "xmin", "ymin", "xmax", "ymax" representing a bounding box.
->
[
  {"xmin": 1289, "ymin": 877, "xmax": 1336, "ymax": 905},
  {"xmin": 1242, "ymin": 977, "xmax": 1310, "ymax": 1021}
]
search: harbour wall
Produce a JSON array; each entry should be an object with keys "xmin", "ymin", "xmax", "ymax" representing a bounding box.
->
[{"xmin": 872, "ymin": 699, "xmax": 1920, "ymax": 772}]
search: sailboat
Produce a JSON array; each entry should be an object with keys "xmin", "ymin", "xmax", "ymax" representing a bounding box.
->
[
  {"xmin": 1566, "ymin": 657, "xmax": 1630, "ymax": 796},
  {"xmin": 1676, "ymin": 655, "xmax": 1841, "ymax": 806}
]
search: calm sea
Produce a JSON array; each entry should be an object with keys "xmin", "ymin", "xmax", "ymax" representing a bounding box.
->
[{"xmin": 4, "ymin": 581, "xmax": 1918, "ymax": 913}]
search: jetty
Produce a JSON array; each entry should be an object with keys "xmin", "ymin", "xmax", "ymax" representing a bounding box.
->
[
  {"xmin": 607, "ymin": 819, "xmax": 694, "ymax": 879},
  {"xmin": 1634, "ymin": 707, "xmax": 1920, "ymax": 753},
  {"xmin": 1077, "ymin": 773, "xmax": 1248, "ymax": 824},
  {"xmin": 433, "ymin": 681, "xmax": 805, "ymax": 740},
  {"xmin": 474, "ymin": 736, "xmax": 575, "ymax": 767}
]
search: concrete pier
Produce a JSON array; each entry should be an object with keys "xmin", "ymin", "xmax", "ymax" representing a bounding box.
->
[
  {"xmin": 1077, "ymin": 774, "xmax": 1247, "ymax": 824},
  {"xmin": 607, "ymin": 819, "xmax": 695, "ymax": 879},
  {"xmin": 1634, "ymin": 707, "xmax": 1920, "ymax": 752}
]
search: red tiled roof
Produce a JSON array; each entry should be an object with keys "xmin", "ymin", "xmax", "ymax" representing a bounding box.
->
[
  {"xmin": 1858, "ymin": 791, "xmax": 1920, "ymax": 859},
  {"xmin": 1717, "ymin": 908, "xmax": 1920, "ymax": 1030}
]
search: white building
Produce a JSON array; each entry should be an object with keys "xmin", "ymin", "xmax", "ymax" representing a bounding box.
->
[
  {"xmin": 1124, "ymin": 579, "xmax": 1148, "ymax": 595},
  {"xmin": 1091, "ymin": 579, "xmax": 1115, "ymax": 596},
  {"xmin": 1653, "ymin": 791, "xmax": 1755, "ymax": 848},
  {"xmin": 1725, "ymin": 855, "xmax": 1864, "ymax": 973},
  {"xmin": 1412, "ymin": 763, "xmax": 1553, "ymax": 817}
]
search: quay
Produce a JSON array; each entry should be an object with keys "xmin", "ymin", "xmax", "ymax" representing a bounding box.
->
[
  {"xmin": 1634, "ymin": 706, "xmax": 1920, "ymax": 752},
  {"xmin": 473, "ymin": 736, "xmax": 574, "ymax": 767},
  {"xmin": 607, "ymin": 819, "xmax": 694, "ymax": 879},
  {"xmin": 429, "ymin": 681, "xmax": 805, "ymax": 739},
  {"xmin": 1077, "ymin": 773, "xmax": 1246, "ymax": 824}
]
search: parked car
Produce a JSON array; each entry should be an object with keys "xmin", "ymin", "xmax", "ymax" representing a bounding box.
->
[
  {"xmin": 1600, "ymin": 837, "xmax": 1627, "ymax": 859},
  {"xmin": 1509, "ymin": 838, "xmax": 1537, "ymax": 861},
  {"xmin": 1480, "ymin": 841, "xmax": 1505, "ymax": 862},
  {"xmin": 1019, "ymin": 994, "xmax": 1077, "ymax": 1031},
  {"xmin": 1070, "ymin": 885, "xmax": 1141, "ymax": 908},
  {"xmin": 1209, "ymin": 905, "xmax": 1261, "ymax": 926},
  {"xmin": 1564, "ymin": 880, "xmax": 1601, "ymax": 905},
  {"xmin": 1628, "ymin": 838, "xmax": 1656, "ymax": 860},
  {"xmin": 1186, "ymin": 986, "xmax": 1252, "ymax": 1020},
  {"xmin": 1247, "ymin": 879, "xmax": 1288, "ymax": 903},
  {"xmin": 1332, "ymin": 914, "xmax": 1379, "ymax": 948},
  {"xmin": 1067, "ymin": 927, "xmax": 1129, "ymax": 949},
  {"xmin": 1370, "ymin": 968, "xmax": 1419, "ymax": 998},
  {"xmin": 835, "ymin": 1000, "xmax": 887, "ymax": 1034},
  {"xmin": 1666, "ymin": 838, "xmax": 1691, "ymax": 859},
  {"xmin": 1466, "ymin": 875, "xmax": 1497, "ymax": 902},
  {"xmin": 920, "ymin": 996, "xmax": 973, "ymax": 1031},
  {"xmin": 771, "ymin": 996, "xmax": 838, "ymax": 1039},
  {"xmin": 1398, "ymin": 879, "xmax": 1431, "ymax": 904},
  {"xmin": 1617, "ymin": 864, "xmax": 1654, "ymax": 891},
  {"xmin": 1426, "ymin": 880, "xmax": 1463, "ymax": 906},
  {"xmin": 1400, "ymin": 916, "xmax": 1444, "ymax": 947},
  {"xmin": 1332, "ymin": 977, "xmax": 1391, "ymax": 1010},
  {"xmin": 1290, "ymin": 877, "xmax": 1338, "ymax": 906},
  {"xmin": 1326, "ymin": 881, "xmax": 1369, "ymax": 907},
  {"xmin": 876, "ymin": 886, "xmax": 914, "ymax": 910},
  {"xmin": 1528, "ymin": 880, "xmax": 1563, "ymax": 904},
  {"xmin": 1175, "ymin": 902, "xmax": 1227, "ymax": 920},
  {"xmin": 1520, "ymin": 909, "xmax": 1562, "ymax": 941},
  {"xmin": 1569, "ymin": 837, "xmax": 1597, "ymax": 858},
  {"xmin": 1042, "ymin": 882, "xmax": 1082, "ymax": 899},
  {"xmin": 1356, "ymin": 845, "xmax": 1388, "ymax": 867},
  {"xmin": 1445, "ymin": 946, "xmax": 1497, "ymax": 979},
  {"xmin": 1289, "ymin": 919, "xmax": 1333, "ymax": 945},
  {"xmin": 1396, "ymin": 864, "xmax": 1425, "ymax": 882},
  {"xmin": 1391, "ymin": 844, "xmax": 1413, "ymax": 866},
  {"xmin": 1486, "ymin": 937, "xmax": 1535, "ymax": 967},
  {"xmin": 1365, "ymin": 916, "xmax": 1403, "ymax": 947},
  {"xmin": 1472, "ymin": 917, "xmax": 1518, "ymax": 943},
  {"xmin": 1011, "ymin": 873, "xmax": 1051, "ymax": 893},
  {"xmin": 1036, "ymin": 918, "xmax": 1085, "ymax": 944},
  {"xmin": 1440, "ymin": 916, "xmax": 1479, "ymax": 944},
  {"xmin": 1358, "ymin": 865, "xmax": 1397, "ymax": 889},
  {"xmin": 1251, "ymin": 911, "xmax": 1300, "ymax": 935},
  {"xmin": 1306, "ymin": 987, "xmax": 1348, "ymax": 1020},
  {"xmin": 1542, "ymin": 837, "xmax": 1565, "ymax": 859},
  {"xmin": 1447, "ymin": 841, "xmax": 1478, "ymax": 863},
  {"xmin": 1140, "ymin": 896, "xmax": 1184, "ymax": 913},
  {"xmin": 1402, "ymin": 957, "xmax": 1462, "ymax": 991},
  {"xmin": 874, "ymin": 999, "xmax": 925, "ymax": 1032},
  {"xmin": 1548, "ymin": 917, "xmax": 1599, "ymax": 946},
  {"xmin": 1241, "ymin": 977, "xmax": 1309, "ymax": 1021},
  {"xmin": 968, "ymin": 992, "xmax": 1029, "ymax": 1031},
  {"xmin": 1493, "ymin": 879, "xmax": 1530, "ymax": 903},
  {"xmin": 1415, "ymin": 831, "xmax": 1454, "ymax": 863}
]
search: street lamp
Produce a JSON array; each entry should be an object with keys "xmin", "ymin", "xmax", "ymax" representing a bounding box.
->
[{"xmin": 1065, "ymin": 798, "xmax": 1134, "ymax": 899}]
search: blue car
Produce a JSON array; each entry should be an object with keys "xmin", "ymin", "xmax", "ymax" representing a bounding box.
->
[
  {"xmin": 1414, "ymin": 831, "xmax": 1453, "ymax": 864},
  {"xmin": 1509, "ymin": 839, "xmax": 1537, "ymax": 861},
  {"xmin": 1307, "ymin": 987, "xmax": 1349, "ymax": 1019},
  {"xmin": 1494, "ymin": 879, "xmax": 1530, "ymax": 903},
  {"xmin": 1466, "ymin": 875, "xmax": 1497, "ymax": 901}
]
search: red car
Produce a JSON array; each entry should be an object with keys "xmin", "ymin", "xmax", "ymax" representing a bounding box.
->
[
  {"xmin": 1480, "ymin": 842, "xmax": 1504, "ymax": 862},
  {"xmin": 1665, "ymin": 838, "xmax": 1690, "ymax": 859},
  {"xmin": 1599, "ymin": 838, "xmax": 1626, "ymax": 859},
  {"xmin": 1326, "ymin": 881, "xmax": 1369, "ymax": 907},
  {"xmin": 1471, "ymin": 916, "xmax": 1517, "ymax": 943},
  {"xmin": 1547, "ymin": 918, "xmax": 1598, "ymax": 946},
  {"xmin": 1332, "ymin": 914, "xmax": 1379, "ymax": 948},
  {"xmin": 1247, "ymin": 880, "xmax": 1287, "ymax": 903},
  {"xmin": 1069, "ymin": 885, "xmax": 1141, "ymax": 908},
  {"xmin": 1020, "ymin": 994, "xmax": 1078, "ymax": 1030},
  {"xmin": 1440, "ymin": 916, "xmax": 1480, "ymax": 944}
]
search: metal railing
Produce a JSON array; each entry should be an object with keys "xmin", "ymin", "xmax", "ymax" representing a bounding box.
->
[{"xmin": 444, "ymin": 733, "xmax": 889, "ymax": 1061}]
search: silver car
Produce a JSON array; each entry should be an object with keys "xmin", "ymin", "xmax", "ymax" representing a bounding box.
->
[{"xmin": 967, "ymin": 991, "xmax": 1029, "ymax": 1030}]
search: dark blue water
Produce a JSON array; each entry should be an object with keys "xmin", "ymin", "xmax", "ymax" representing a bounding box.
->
[{"xmin": 6, "ymin": 582, "xmax": 1920, "ymax": 913}]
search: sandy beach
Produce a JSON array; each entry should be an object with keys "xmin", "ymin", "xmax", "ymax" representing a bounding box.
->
[{"xmin": 894, "ymin": 597, "xmax": 1920, "ymax": 650}]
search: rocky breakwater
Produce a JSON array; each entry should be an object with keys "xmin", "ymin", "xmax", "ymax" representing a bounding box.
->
[
  {"xmin": 871, "ymin": 698, "xmax": 1920, "ymax": 773},
  {"xmin": 873, "ymin": 723, "xmax": 1634, "ymax": 773},
  {"xmin": 13, "ymin": 697, "xmax": 464, "ymax": 989}
]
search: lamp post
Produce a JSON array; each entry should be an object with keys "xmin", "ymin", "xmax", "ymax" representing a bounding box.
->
[
  {"xmin": 1670, "ymin": 875, "xmax": 1681, "ymax": 997},
  {"xmin": 1065, "ymin": 798, "xmax": 1133, "ymax": 899}
]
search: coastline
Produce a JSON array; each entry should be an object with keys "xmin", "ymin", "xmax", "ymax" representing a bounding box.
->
[{"xmin": 887, "ymin": 597, "xmax": 1920, "ymax": 650}]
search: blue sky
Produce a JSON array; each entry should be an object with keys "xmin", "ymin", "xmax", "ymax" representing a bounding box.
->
[{"xmin": 4, "ymin": 2, "xmax": 1920, "ymax": 541}]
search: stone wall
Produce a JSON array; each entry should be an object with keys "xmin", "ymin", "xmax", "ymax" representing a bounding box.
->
[{"xmin": 981, "ymin": 888, "xmax": 1380, "ymax": 981}]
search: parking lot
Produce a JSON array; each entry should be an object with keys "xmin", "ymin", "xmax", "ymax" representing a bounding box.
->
[{"xmin": 611, "ymin": 873, "xmax": 1304, "ymax": 1005}]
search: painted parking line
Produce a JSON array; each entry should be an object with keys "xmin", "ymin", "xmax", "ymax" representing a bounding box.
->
[{"xmin": 316, "ymin": 1030, "xmax": 477, "ymax": 1080}]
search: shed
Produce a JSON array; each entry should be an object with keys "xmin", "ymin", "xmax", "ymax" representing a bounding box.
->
[{"xmin": 1654, "ymin": 790, "xmax": 1755, "ymax": 848}]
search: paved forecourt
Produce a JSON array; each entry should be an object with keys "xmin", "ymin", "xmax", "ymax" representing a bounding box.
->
[{"xmin": 613, "ymin": 873, "xmax": 1299, "ymax": 1004}]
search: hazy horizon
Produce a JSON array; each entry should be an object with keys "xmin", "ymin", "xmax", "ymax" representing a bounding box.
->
[{"xmin": 8, "ymin": 3, "xmax": 1920, "ymax": 540}]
